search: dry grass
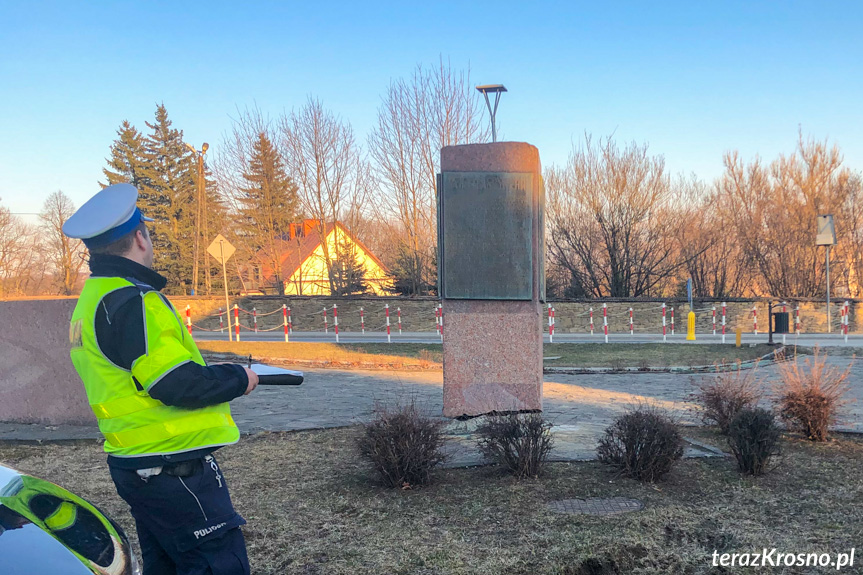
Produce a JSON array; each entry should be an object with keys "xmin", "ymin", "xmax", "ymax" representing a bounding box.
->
[
  {"xmin": 544, "ymin": 343, "xmax": 776, "ymax": 369},
  {"xmin": 2, "ymin": 427, "xmax": 863, "ymax": 574},
  {"xmin": 198, "ymin": 341, "xmax": 779, "ymax": 372},
  {"xmin": 197, "ymin": 341, "xmax": 442, "ymax": 370},
  {"xmin": 776, "ymin": 347, "xmax": 854, "ymax": 441}
]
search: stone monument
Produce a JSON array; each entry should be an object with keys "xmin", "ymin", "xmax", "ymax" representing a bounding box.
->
[{"xmin": 438, "ymin": 142, "xmax": 544, "ymax": 418}]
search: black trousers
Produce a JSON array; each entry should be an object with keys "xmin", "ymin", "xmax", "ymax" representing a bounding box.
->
[{"xmin": 109, "ymin": 455, "xmax": 250, "ymax": 575}]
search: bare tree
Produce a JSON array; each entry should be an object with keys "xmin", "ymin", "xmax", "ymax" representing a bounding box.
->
[
  {"xmin": 546, "ymin": 135, "xmax": 683, "ymax": 297},
  {"xmin": 843, "ymin": 173, "xmax": 863, "ymax": 297},
  {"xmin": 279, "ymin": 97, "xmax": 372, "ymax": 296},
  {"xmin": 368, "ymin": 58, "xmax": 487, "ymax": 294},
  {"xmin": 39, "ymin": 191, "xmax": 86, "ymax": 295},
  {"xmin": 0, "ymin": 201, "xmax": 46, "ymax": 296},
  {"xmin": 718, "ymin": 134, "xmax": 854, "ymax": 297},
  {"xmin": 673, "ymin": 177, "xmax": 751, "ymax": 298}
]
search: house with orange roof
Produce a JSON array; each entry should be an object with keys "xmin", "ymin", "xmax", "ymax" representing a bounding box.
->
[{"xmin": 250, "ymin": 219, "xmax": 393, "ymax": 296}]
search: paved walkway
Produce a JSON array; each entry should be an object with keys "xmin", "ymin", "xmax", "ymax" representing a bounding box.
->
[{"xmin": 2, "ymin": 357, "xmax": 860, "ymax": 465}]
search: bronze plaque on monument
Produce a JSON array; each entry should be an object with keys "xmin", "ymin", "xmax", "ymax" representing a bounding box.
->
[{"xmin": 438, "ymin": 172, "xmax": 535, "ymax": 300}]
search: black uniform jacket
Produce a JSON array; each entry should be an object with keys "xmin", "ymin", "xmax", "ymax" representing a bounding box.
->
[{"xmin": 88, "ymin": 254, "xmax": 248, "ymax": 469}]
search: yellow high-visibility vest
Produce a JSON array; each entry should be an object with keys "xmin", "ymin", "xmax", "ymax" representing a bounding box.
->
[{"xmin": 69, "ymin": 277, "xmax": 239, "ymax": 458}]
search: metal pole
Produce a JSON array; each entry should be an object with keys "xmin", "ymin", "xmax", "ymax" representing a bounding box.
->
[
  {"xmin": 767, "ymin": 301, "xmax": 774, "ymax": 345},
  {"xmin": 192, "ymin": 153, "xmax": 201, "ymax": 296},
  {"xmin": 827, "ymin": 245, "xmax": 831, "ymax": 333},
  {"xmin": 221, "ymin": 240, "xmax": 232, "ymax": 342},
  {"xmin": 201, "ymin": 155, "xmax": 211, "ymax": 295}
]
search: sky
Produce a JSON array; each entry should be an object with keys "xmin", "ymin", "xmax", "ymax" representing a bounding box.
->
[{"xmin": 2, "ymin": 1, "xmax": 862, "ymax": 220}]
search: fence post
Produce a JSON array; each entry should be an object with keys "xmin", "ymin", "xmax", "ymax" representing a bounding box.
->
[
  {"xmin": 603, "ymin": 303, "xmax": 608, "ymax": 344},
  {"xmin": 385, "ymin": 303, "xmax": 391, "ymax": 343},
  {"xmin": 795, "ymin": 305, "xmax": 800, "ymax": 335},
  {"xmin": 438, "ymin": 303, "xmax": 443, "ymax": 341},
  {"xmin": 712, "ymin": 306, "xmax": 716, "ymax": 336},
  {"xmin": 287, "ymin": 307, "xmax": 293, "ymax": 334},
  {"xmin": 333, "ymin": 303, "xmax": 339, "ymax": 343},
  {"xmin": 670, "ymin": 306, "xmax": 675, "ymax": 336},
  {"xmin": 662, "ymin": 303, "xmax": 667, "ymax": 343},
  {"xmin": 844, "ymin": 301, "xmax": 850, "ymax": 343},
  {"xmin": 234, "ymin": 304, "xmax": 240, "ymax": 342},
  {"xmin": 752, "ymin": 305, "xmax": 758, "ymax": 335}
]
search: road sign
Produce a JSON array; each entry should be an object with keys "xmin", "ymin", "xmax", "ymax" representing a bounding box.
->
[
  {"xmin": 207, "ymin": 234, "xmax": 235, "ymax": 342},
  {"xmin": 207, "ymin": 234, "xmax": 235, "ymax": 264},
  {"xmin": 816, "ymin": 215, "xmax": 836, "ymax": 246}
]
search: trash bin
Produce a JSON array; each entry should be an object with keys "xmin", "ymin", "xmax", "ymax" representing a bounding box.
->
[{"xmin": 773, "ymin": 312, "xmax": 790, "ymax": 334}]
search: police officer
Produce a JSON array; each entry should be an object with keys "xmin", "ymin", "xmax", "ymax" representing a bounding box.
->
[{"xmin": 63, "ymin": 183, "xmax": 258, "ymax": 575}]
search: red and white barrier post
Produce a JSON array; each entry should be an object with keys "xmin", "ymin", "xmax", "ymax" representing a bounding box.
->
[
  {"xmin": 438, "ymin": 303, "xmax": 444, "ymax": 341},
  {"xmin": 589, "ymin": 307, "xmax": 594, "ymax": 335},
  {"xmin": 629, "ymin": 307, "xmax": 634, "ymax": 336},
  {"xmin": 360, "ymin": 307, "xmax": 365, "ymax": 334},
  {"xmin": 218, "ymin": 307, "xmax": 224, "ymax": 332},
  {"xmin": 721, "ymin": 302, "xmax": 727, "ymax": 344},
  {"xmin": 795, "ymin": 305, "xmax": 801, "ymax": 335},
  {"xmin": 552, "ymin": 307, "xmax": 556, "ymax": 341},
  {"xmin": 752, "ymin": 306, "xmax": 758, "ymax": 335},
  {"xmin": 287, "ymin": 307, "xmax": 293, "ymax": 334},
  {"xmin": 603, "ymin": 302, "xmax": 609, "ymax": 343},
  {"xmin": 662, "ymin": 303, "xmax": 667, "ymax": 343},
  {"xmin": 397, "ymin": 307, "xmax": 402, "ymax": 334},
  {"xmin": 385, "ymin": 304, "xmax": 391, "ymax": 343},
  {"xmin": 712, "ymin": 306, "xmax": 716, "ymax": 336},
  {"xmin": 252, "ymin": 307, "xmax": 258, "ymax": 333},
  {"xmin": 323, "ymin": 308, "xmax": 328, "ymax": 333},
  {"xmin": 333, "ymin": 303, "xmax": 339, "ymax": 343},
  {"xmin": 843, "ymin": 301, "xmax": 850, "ymax": 342},
  {"xmin": 548, "ymin": 304, "xmax": 553, "ymax": 343},
  {"xmin": 670, "ymin": 306, "xmax": 675, "ymax": 336},
  {"xmin": 234, "ymin": 304, "xmax": 240, "ymax": 342},
  {"xmin": 185, "ymin": 305, "xmax": 192, "ymax": 335},
  {"xmin": 282, "ymin": 304, "xmax": 289, "ymax": 342}
]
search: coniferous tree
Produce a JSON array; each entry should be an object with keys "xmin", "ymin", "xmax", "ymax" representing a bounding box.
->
[
  {"xmin": 138, "ymin": 104, "xmax": 197, "ymax": 292},
  {"xmin": 331, "ymin": 234, "xmax": 368, "ymax": 295},
  {"xmin": 239, "ymin": 131, "xmax": 298, "ymax": 295},
  {"xmin": 102, "ymin": 121, "xmax": 149, "ymax": 189}
]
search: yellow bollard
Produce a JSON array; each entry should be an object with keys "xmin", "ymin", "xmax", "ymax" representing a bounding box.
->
[
  {"xmin": 735, "ymin": 326, "xmax": 742, "ymax": 347},
  {"xmin": 686, "ymin": 311, "xmax": 696, "ymax": 341}
]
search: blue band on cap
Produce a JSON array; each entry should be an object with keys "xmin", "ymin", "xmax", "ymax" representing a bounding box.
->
[{"xmin": 82, "ymin": 208, "xmax": 146, "ymax": 249}]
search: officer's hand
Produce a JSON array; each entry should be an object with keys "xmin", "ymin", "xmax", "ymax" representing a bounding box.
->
[{"xmin": 243, "ymin": 367, "xmax": 259, "ymax": 395}]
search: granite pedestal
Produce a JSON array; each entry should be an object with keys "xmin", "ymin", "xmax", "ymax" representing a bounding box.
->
[{"xmin": 439, "ymin": 142, "xmax": 544, "ymax": 418}]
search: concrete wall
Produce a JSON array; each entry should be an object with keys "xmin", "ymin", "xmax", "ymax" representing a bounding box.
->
[{"xmin": 0, "ymin": 299, "xmax": 95, "ymax": 425}]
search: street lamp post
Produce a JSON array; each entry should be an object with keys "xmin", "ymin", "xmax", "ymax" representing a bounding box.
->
[
  {"xmin": 476, "ymin": 84, "xmax": 507, "ymax": 143},
  {"xmin": 185, "ymin": 142, "xmax": 209, "ymax": 296}
]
